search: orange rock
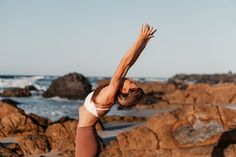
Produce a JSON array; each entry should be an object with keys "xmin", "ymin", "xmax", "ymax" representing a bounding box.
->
[
  {"xmin": 147, "ymin": 112, "xmax": 178, "ymax": 149},
  {"xmin": 117, "ymin": 126, "xmax": 159, "ymax": 151}
]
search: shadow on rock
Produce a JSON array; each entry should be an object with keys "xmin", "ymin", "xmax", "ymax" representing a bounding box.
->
[{"xmin": 212, "ymin": 128, "xmax": 236, "ymax": 157}]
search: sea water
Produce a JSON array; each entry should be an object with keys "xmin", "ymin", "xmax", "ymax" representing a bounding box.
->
[{"xmin": 0, "ymin": 75, "xmax": 167, "ymax": 121}]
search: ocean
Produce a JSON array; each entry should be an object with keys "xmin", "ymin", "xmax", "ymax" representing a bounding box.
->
[{"xmin": 0, "ymin": 75, "xmax": 167, "ymax": 121}]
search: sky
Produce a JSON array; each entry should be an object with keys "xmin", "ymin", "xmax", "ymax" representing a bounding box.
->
[{"xmin": 1, "ymin": 0, "xmax": 236, "ymax": 78}]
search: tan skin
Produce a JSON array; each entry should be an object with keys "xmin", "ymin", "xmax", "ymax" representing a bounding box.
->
[{"xmin": 78, "ymin": 24, "xmax": 156, "ymax": 127}]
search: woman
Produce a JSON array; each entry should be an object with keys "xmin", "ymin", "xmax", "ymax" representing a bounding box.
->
[{"xmin": 76, "ymin": 24, "xmax": 156, "ymax": 157}]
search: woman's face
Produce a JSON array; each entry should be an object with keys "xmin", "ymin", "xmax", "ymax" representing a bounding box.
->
[{"xmin": 121, "ymin": 79, "xmax": 138, "ymax": 93}]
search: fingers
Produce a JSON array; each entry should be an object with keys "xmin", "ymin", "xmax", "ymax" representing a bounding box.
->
[
  {"xmin": 150, "ymin": 29, "xmax": 157, "ymax": 35},
  {"xmin": 139, "ymin": 23, "xmax": 157, "ymax": 42},
  {"xmin": 141, "ymin": 23, "xmax": 156, "ymax": 34}
]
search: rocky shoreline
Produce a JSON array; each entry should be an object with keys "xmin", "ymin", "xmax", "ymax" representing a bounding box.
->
[{"xmin": 1, "ymin": 73, "xmax": 236, "ymax": 156}]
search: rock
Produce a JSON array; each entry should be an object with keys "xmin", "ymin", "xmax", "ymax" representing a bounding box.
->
[
  {"xmin": 54, "ymin": 116, "xmax": 75, "ymax": 124},
  {"xmin": 168, "ymin": 79, "xmax": 189, "ymax": 90},
  {"xmin": 28, "ymin": 113, "xmax": 51, "ymax": 131},
  {"xmin": 141, "ymin": 92, "xmax": 160, "ymax": 105},
  {"xmin": 101, "ymin": 115, "xmax": 146, "ymax": 123},
  {"xmin": 0, "ymin": 87, "xmax": 31, "ymax": 97},
  {"xmin": 163, "ymin": 89, "xmax": 185, "ymax": 105},
  {"xmin": 101, "ymin": 104, "xmax": 236, "ymax": 156},
  {"xmin": 184, "ymin": 83, "xmax": 213, "ymax": 104},
  {"xmin": 1, "ymin": 98, "xmax": 21, "ymax": 105},
  {"xmin": 96, "ymin": 119, "xmax": 105, "ymax": 131},
  {"xmin": 147, "ymin": 112, "xmax": 178, "ymax": 149},
  {"xmin": 18, "ymin": 134, "xmax": 50, "ymax": 155},
  {"xmin": 117, "ymin": 127, "xmax": 159, "ymax": 151},
  {"xmin": 45, "ymin": 119, "xmax": 78, "ymax": 153},
  {"xmin": 172, "ymin": 145, "xmax": 215, "ymax": 157},
  {"xmin": 25, "ymin": 85, "xmax": 38, "ymax": 91},
  {"xmin": 42, "ymin": 72, "xmax": 92, "ymax": 100},
  {"xmin": 5, "ymin": 143, "xmax": 23, "ymax": 156},
  {"xmin": 169, "ymin": 73, "xmax": 236, "ymax": 84},
  {"xmin": 0, "ymin": 102, "xmax": 43, "ymax": 138},
  {"xmin": 0, "ymin": 143, "xmax": 20, "ymax": 157},
  {"xmin": 135, "ymin": 82, "xmax": 236, "ymax": 110}
]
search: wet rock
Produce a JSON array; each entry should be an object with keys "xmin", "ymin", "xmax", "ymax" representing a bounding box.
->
[
  {"xmin": 0, "ymin": 87, "xmax": 31, "ymax": 97},
  {"xmin": 42, "ymin": 72, "xmax": 92, "ymax": 100}
]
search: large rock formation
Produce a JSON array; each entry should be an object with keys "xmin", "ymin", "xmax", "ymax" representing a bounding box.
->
[
  {"xmin": 134, "ymin": 82, "xmax": 236, "ymax": 110},
  {"xmin": 100, "ymin": 104, "xmax": 236, "ymax": 157},
  {"xmin": 42, "ymin": 72, "xmax": 92, "ymax": 100},
  {"xmin": 0, "ymin": 101, "xmax": 109, "ymax": 156}
]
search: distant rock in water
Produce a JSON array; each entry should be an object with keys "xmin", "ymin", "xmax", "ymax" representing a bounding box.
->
[
  {"xmin": 169, "ymin": 73, "xmax": 236, "ymax": 84},
  {"xmin": 42, "ymin": 72, "xmax": 92, "ymax": 100},
  {"xmin": 0, "ymin": 87, "xmax": 31, "ymax": 97},
  {"xmin": 25, "ymin": 85, "xmax": 38, "ymax": 91},
  {"xmin": 1, "ymin": 98, "xmax": 21, "ymax": 105}
]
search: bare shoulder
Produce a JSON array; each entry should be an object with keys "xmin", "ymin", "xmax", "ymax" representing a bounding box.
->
[{"xmin": 94, "ymin": 85, "xmax": 116, "ymax": 105}]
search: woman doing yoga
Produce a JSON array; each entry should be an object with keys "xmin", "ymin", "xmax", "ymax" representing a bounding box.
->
[{"xmin": 75, "ymin": 24, "xmax": 156, "ymax": 157}]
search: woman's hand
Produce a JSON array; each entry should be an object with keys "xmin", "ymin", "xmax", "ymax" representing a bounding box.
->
[{"xmin": 139, "ymin": 23, "xmax": 157, "ymax": 42}]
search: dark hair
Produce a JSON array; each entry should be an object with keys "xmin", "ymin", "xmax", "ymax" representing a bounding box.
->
[{"xmin": 117, "ymin": 87, "xmax": 144, "ymax": 108}]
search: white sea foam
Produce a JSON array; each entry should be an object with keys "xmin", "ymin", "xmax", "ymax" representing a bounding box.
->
[{"xmin": 0, "ymin": 75, "xmax": 52, "ymax": 91}]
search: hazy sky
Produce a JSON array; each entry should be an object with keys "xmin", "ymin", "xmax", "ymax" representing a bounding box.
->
[{"xmin": 1, "ymin": 0, "xmax": 236, "ymax": 77}]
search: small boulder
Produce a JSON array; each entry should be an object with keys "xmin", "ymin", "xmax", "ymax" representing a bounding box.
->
[{"xmin": 0, "ymin": 88, "xmax": 31, "ymax": 97}]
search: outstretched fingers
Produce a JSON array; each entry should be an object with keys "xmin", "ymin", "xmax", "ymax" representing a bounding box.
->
[
  {"xmin": 151, "ymin": 28, "xmax": 157, "ymax": 34},
  {"xmin": 139, "ymin": 23, "xmax": 157, "ymax": 42}
]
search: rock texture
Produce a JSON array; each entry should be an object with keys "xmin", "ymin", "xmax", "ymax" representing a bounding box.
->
[
  {"xmin": 42, "ymin": 72, "xmax": 92, "ymax": 99},
  {"xmin": 19, "ymin": 134, "xmax": 50, "ymax": 155},
  {"xmin": 0, "ymin": 143, "xmax": 22, "ymax": 157},
  {"xmin": 0, "ymin": 102, "xmax": 43, "ymax": 138},
  {"xmin": 45, "ymin": 119, "xmax": 78, "ymax": 155},
  {"xmin": 98, "ymin": 79, "xmax": 236, "ymax": 110},
  {"xmin": 0, "ymin": 87, "xmax": 31, "ymax": 97},
  {"xmin": 101, "ymin": 115, "xmax": 146, "ymax": 123},
  {"xmin": 135, "ymin": 82, "xmax": 236, "ymax": 110},
  {"xmin": 100, "ymin": 104, "xmax": 236, "ymax": 157}
]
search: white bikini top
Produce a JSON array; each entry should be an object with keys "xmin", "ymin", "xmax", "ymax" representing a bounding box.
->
[{"xmin": 84, "ymin": 91, "xmax": 111, "ymax": 117}]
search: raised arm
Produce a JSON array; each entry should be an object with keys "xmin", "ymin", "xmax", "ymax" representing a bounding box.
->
[{"xmin": 108, "ymin": 24, "xmax": 156, "ymax": 95}]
